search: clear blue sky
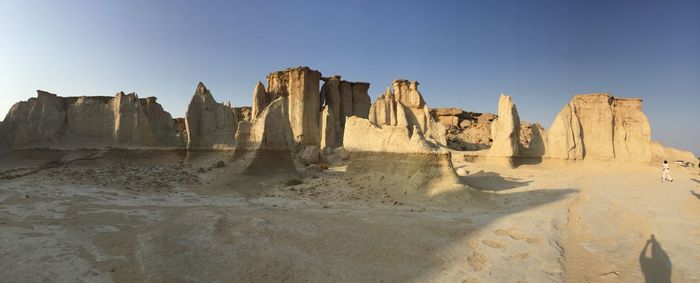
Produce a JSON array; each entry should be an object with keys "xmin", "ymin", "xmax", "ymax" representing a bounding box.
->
[{"xmin": 1, "ymin": 0, "xmax": 698, "ymax": 155}]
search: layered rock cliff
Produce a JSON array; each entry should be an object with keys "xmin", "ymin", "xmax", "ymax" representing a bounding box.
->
[
  {"xmin": 1, "ymin": 90, "xmax": 181, "ymax": 149},
  {"xmin": 546, "ymin": 93, "xmax": 651, "ymax": 162}
]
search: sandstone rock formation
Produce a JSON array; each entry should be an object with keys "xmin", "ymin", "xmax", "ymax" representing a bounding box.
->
[
  {"xmin": 234, "ymin": 106, "xmax": 252, "ymax": 123},
  {"xmin": 488, "ymin": 95, "xmax": 521, "ymax": 157},
  {"xmin": 232, "ymin": 97, "xmax": 296, "ymax": 175},
  {"xmin": 546, "ymin": 93, "xmax": 651, "ymax": 162},
  {"xmin": 351, "ymin": 82, "xmax": 371, "ymax": 119},
  {"xmin": 344, "ymin": 116, "xmax": 460, "ymax": 192},
  {"xmin": 1, "ymin": 90, "xmax": 181, "ymax": 149},
  {"xmin": 650, "ymin": 141, "xmax": 698, "ymax": 165},
  {"xmin": 431, "ymin": 108, "xmax": 496, "ymax": 151},
  {"xmin": 519, "ymin": 122, "xmax": 546, "ymax": 157},
  {"xmin": 251, "ymin": 81, "xmax": 267, "ymax": 118},
  {"xmin": 319, "ymin": 76, "xmax": 372, "ymax": 144},
  {"xmin": 184, "ymin": 83, "xmax": 237, "ymax": 150},
  {"xmin": 319, "ymin": 106, "xmax": 336, "ymax": 150},
  {"xmin": 368, "ymin": 80, "xmax": 446, "ymax": 145},
  {"xmin": 266, "ymin": 67, "xmax": 322, "ymax": 145}
]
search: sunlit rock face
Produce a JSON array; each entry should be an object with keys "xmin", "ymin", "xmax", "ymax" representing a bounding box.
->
[
  {"xmin": 488, "ymin": 94, "xmax": 521, "ymax": 157},
  {"xmin": 546, "ymin": 93, "xmax": 651, "ymax": 162}
]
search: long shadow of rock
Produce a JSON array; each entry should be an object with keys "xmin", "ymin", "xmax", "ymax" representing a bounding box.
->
[
  {"xmin": 691, "ymin": 178, "xmax": 700, "ymax": 184},
  {"xmin": 639, "ymin": 234, "xmax": 672, "ymax": 283},
  {"xmin": 128, "ymin": 185, "xmax": 576, "ymax": 282},
  {"xmin": 691, "ymin": 190, "xmax": 700, "ymax": 200},
  {"xmin": 460, "ymin": 170, "xmax": 533, "ymax": 191}
]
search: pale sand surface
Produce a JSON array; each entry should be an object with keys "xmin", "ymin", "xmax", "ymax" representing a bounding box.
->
[{"xmin": 0, "ymin": 150, "xmax": 698, "ymax": 282}]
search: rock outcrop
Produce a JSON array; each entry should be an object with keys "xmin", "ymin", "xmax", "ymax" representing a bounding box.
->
[
  {"xmin": 251, "ymin": 81, "xmax": 267, "ymax": 119},
  {"xmin": 430, "ymin": 108, "xmax": 496, "ymax": 151},
  {"xmin": 545, "ymin": 93, "xmax": 651, "ymax": 162},
  {"xmin": 368, "ymin": 80, "xmax": 446, "ymax": 145},
  {"xmin": 234, "ymin": 106, "xmax": 252, "ymax": 123},
  {"xmin": 650, "ymin": 141, "xmax": 698, "ymax": 165},
  {"xmin": 344, "ymin": 116, "xmax": 460, "ymax": 193},
  {"xmin": 266, "ymin": 67, "xmax": 322, "ymax": 145},
  {"xmin": 319, "ymin": 106, "xmax": 336, "ymax": 150},
  {"xmin": 345, "ymin": 81, "xmax": 458, "ymax": 192},
  {"xmin": 1, "ymin": 90, "xmax": 181, "ymax": 149},
  {"xmin": 232, "ymin": 97, "xmax": 296, "ymax": 175},
  {"xmin": 351, "ymin": 82, "xmax": 371, "ymax": 119},
  {"xmin": 184, "ymin": 83, "xmax": 237, "ymax": 150},
  {"xmin": 519, "ymin": 122, "xmax": 546, "ymax": 157},
  {"xmin": 488, "ymin": 95, "xmax": 521, "ymax": 157},
  {"xmin": 319, "ymin": 76, "xmax": 372, "ymax": 145}
]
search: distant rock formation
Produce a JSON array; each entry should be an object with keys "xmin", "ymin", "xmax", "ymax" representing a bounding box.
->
[
  {"xmin": 184, "ymin": 82, "xmax": 236, "ymax": 150},
  {"xmin": 0, "ymin": 90, "xmax": 181, "ymax": 149},
  {"xmin": 546, "ymin": 93, "xmax": 651, "ymax": 162},
  {"xmin": 650, "ymin": 141, "xmax": 698, "ymax": 165},
  {"xmin": 488, "ymin": 95, "xmax": 521, "ymax": 157},
  {"xmin": 430, "ymin": 108, "xmax": 496, "ymax": 151},
  {"xmin": 368, "ymin": 80, "xmax": 446, "ymax": 145}
]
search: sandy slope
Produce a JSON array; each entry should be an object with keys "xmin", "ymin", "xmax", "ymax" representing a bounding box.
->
[{"xmin": 0, "ymin": 150, "xmax": 698, "ymax": 282}]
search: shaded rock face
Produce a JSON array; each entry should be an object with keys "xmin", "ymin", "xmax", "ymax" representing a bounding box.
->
[
  {"xmin": 173, "ymin": 118, "xmax": 188, "ymax": 146},
  {"xmin": 519, "ymin": 122, "xmax": 546, "ymax": 157},
  {"xmin": 488, "ymin": 95, "xmax": 521, "ymax": 157},
  {"xmin": 234, "ymin": 106, "xmax": 252, "ymax": 123},
  {"xmin": 368, "ymin": 80, "xmax": 446, "ymax": 146},
  {"xmin": 184, "ymin": 83, "xmax": 237, "ymax": 150},
  {"xmin": 319, "ymin": 106, "xmax": 336, "ymax": 150},
  {"xmin": 319, "ymin": 76, "xmax": 371, "ymax": 145},
  {"xmin": 1, "ymin": 90, "xmax": 180, "ymax": 149},
  {"xmin": 266, "ymin": 67, "xmax": 322, "ymax": 145},
  {"xmin": 233, "ymin": 97, "xmax": 296, "ymax": 175},
  {"xmin": 546, "ymin": 93, "xmax": 651, "ymax": 162},
  {"xmin": 344, "ymin": 116, "xmax": 460, "ymax": 192}
]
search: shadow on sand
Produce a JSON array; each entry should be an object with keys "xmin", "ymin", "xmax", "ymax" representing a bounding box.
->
[
  {"xmin": 460, "ymin": 170, "xmax": 532, "ymax": 191},
  {"xmin": 639, "ymin": 234, "xmax": 672, "ymax": 283},
  {"xmin": 691, "ymin": 178, "xmax": 700, "ymax": 184},
  {"xmin": 691, "ymin": 190, "xmax": 700, "ymax": 200}
]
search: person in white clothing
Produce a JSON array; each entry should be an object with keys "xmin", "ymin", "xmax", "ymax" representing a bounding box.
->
[{"xmin": 662, "ymin": 160, "xmax": 673, "ymax": 182}]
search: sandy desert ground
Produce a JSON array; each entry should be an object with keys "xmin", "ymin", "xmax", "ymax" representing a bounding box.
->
[{"xmin": 1, "ymin": 149, "xmax": 699, "ymax": 282}]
